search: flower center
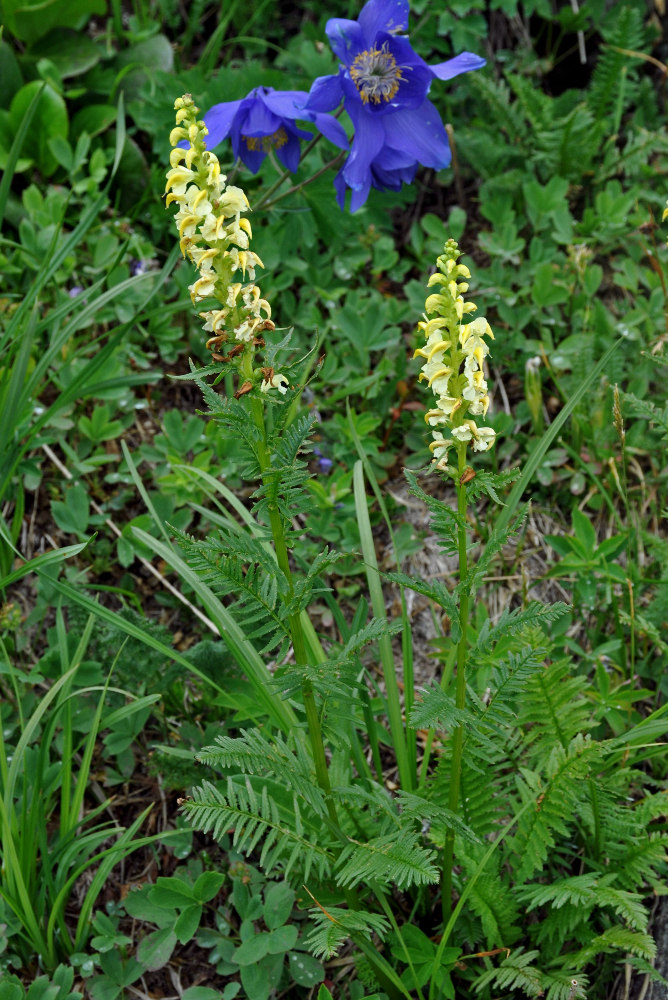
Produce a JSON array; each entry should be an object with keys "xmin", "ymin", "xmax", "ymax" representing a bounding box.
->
[
  {"xmin": 350, "ymin": 42, "xmax": 407, "ymax": 104},
  {"xmin": 242, "ymin": 127, "xmax": 288, "ymax": 153}
]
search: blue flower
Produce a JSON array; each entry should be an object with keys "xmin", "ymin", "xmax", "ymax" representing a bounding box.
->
[
  {"xmin": 305, "ymin": 0, "xmax": 485, "ymax": 210},
  {"xmin": 199, "ymin": 86, "xmax": 348, "ymax": 173}
]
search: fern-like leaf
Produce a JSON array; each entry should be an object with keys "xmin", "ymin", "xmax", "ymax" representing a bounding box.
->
[
  {"xmin": 180, "ymin": 777, "xmax": 333, "ymax": 880},
  {"xmin": 473, "ymin": 948, "xmax": 544, "ymax": 998},
  {"xmin": 474, "ymin": 602, "xmax": 570, "ymax": 657},
  {"xmin": 305, "ymin": 907, "xmax": 390, "ymax": 959},
  {"xmin": 196, "ymin": 728, "xmax": 327, "ymax": 817},
  {"xmin": 335, "ymin": 831, "xmax": 439, "ymax": 890},
  {"xmin": 512, "ymin": 735, "xmax": 605, "ymax": 881}
]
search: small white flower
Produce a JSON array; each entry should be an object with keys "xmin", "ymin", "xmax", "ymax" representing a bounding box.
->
[{"xmin": 260, "ymin": 372, "xmax": 289, "ymax": 394}]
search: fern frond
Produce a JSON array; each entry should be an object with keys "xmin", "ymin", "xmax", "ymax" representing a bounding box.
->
[
  {"xmin": 459, "ymin": 851, "xmax": 521, "ymax": 948},
  {"xmin": 516, "ymin": 873, "xmax": 648, "ymax": 931},
  {"xmin": 384, "ymin": 572, "xmax": 460, "ymax": 641},
  {"xmin": 274, "ymin": 617, "xmax": 402, "ymax": 701},
  {"xmin": 465, "ymin": 467, "xmax": 520, "ymax": 505},
  {"xmin": 516, "ymin": 658, "xmax": 592, "ymax": 760},
  {"xmin": 196, "ymin": 729, "xmax": 327, "ymax": 817},
  {"xmin": 180, "ymin": 777, "xmax": 333, "ymax": 880},
  {"xmin": 589, "ymin": 4, "xmax": 645, "ymax": 122},
  {"xmin": 468, "ymin": 645, "xmax": 549, "ymax": 736},
  {"xmin": 397, "ymin": 790, "xmax": 480, "ymax": 844},
  {"xmin": 512, "ymin": 735, "xmax": 605, "ymax": 881},
  {"xmin": 473, "ymin": 948, "xmax": 544, "ymax": 998},
  {"xmin": 541, "ymin": 970, "xmax": 590, "ymax": 1000},
  {"xmin": 474, "ymin": 603, "xmax": 570, "ymax": 657},
  {"xmin": 466, "ymin": 504, "xmax": 529, "ymax": 596},
  {"xmin": 604, "ymin": 831, "xmax": 668, "ymax": 889},
  {"xmin": 305, "ymin": 907, "xmax": 390, "ymax": 959},
  {"xmin": 335, "ymin": 831, "xmax": 439, "ymax": 890},
  {"xmin": 404, "ymin": 469, "xmax": 466, "ymax": 557},
  {"xmin": 172, "ymin": 525, "xmax": 290, "ymax": 655},
  {"xmin": 570, "ymin": 925, "xmax": 656, "ymax": 966},
  {"xmin": 408, "ymin": 681, "xmax": 470, "ymax": 734}
]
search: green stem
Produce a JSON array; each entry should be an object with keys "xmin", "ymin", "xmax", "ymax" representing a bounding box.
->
[
  {"xmin": 259, "ymin": 151, "xmax": 346, "ymax": 212},
  {"xmin": 441, "ymin": 444, "xmax": 469, "ymax": 924},
  {"xmin": 249, "ymin": 396, "xmax": 338, "ymax": 829},
  {"xmin": 252, "ymin": 132, "xmax": 326, "ymax": 212}
]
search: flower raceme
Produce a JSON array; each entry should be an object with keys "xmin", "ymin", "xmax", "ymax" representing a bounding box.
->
[
  {"xmin": 415, "ymin": 239, "xmax": 496, "ymax": 467},
  {"xmin": 165, "ymin": 95, "xmax": 288, "ymax": 396},
  {"xmin": 305, "ymin": 0, "xmax": 486, "ymax": 210}
]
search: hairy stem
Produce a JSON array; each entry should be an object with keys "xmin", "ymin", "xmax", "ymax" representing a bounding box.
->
[
  {"xmin": 441, "ymin": 443, "xmax": 470, "ymax": 924},
  {"xmin": 249, "ymin": 396, "xmax": 338, "ymax": 829}
]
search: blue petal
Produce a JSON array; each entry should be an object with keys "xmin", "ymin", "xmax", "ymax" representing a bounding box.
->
[
  {"xmin": 333, "ymin": 168, "xmax": 348, "ymax": 210},
  {"xmin": 429, "ymin": 51, "xmax": 486, "ymax": 81},
  {"xmin": 325, "ymin": 17, "xmax": 366, "ymax": 64},
  {"xmin": 358, "ymin": 0, "xmax": 409, "ymax": 40},
  {"xmin": 305, "ymin": 74, "xmax": 344, "ymax": 112},
  {"xmin": 202, "ymin": 100, "xmax": 243, "ymax": 148},
  {"xmin": 233, "ymin": 134, "xmax": 266, "ymax": 173},
  {"xmin": 276, "ymin": 133, "xmax": 302, "ymax": 172},
  {"xmin": 312, "ymin": 112, "xmax": 349, "ymax": 150},
  {"xmin": 261, "ymin": 89, "xmax": 309, "ymax": 118},
  {"xmin": 372, "ymin": 143, "xmax": 415, "ymax": 170},
  {"xmin": 342, "ymin": 106, "xmax": 385, "ymax": 189},
  {"xmin": 349, "ymin": 174, "xmax": 372, "ymax": 212},
  {"xmin": 382, "ymin": 99, "xmax": 451, "ymax": 170},
  {"xmin": 243, "ymin": 99, "xmax": 282, "ymax": 135}
]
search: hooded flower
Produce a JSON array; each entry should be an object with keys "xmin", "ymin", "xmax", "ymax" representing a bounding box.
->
[
  {"xmin": 306, "ymin": 0, "xmax": 485, "ymax": 210},
  {"xmin": 198, "ymin": 86, "xmax": 348, "ymax": 173},
  {"xmin": 414, "ymin": 239, "xmax": 496, "ymax": 468},
  {"xmin": 166, "ymin": 95, "xmax": 289, "ymax": 397}
]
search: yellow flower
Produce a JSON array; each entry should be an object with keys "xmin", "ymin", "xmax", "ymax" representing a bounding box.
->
[{"xmin": 415, "ymin": 239, "xmax": 496, "ymax": 466}]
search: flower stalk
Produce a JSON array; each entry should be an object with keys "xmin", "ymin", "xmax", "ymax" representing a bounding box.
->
[
  {"xmin": 166, "ymin": 94, "xmax": 339, "ymax": 828},
  {"xmin": 413, "ymin": 239, "xmax": 497, "ymax": 920}
]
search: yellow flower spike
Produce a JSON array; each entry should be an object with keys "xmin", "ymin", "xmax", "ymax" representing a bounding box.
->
[
  {"xmin": 166, "ymin": 93, "xmax": 277, "ymax": 380},
  {"xmin": 415, "ymin": 238, "xmax": 496, "ymax": 466}
]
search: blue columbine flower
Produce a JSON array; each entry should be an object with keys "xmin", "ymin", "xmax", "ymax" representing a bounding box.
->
[
  {"xmin": 199, "ymin": 86, "xmax": 348, "ymax": 173},
  {"xmin": 305, "ymin": 0, "xmax": 486, "ymax": 210}
]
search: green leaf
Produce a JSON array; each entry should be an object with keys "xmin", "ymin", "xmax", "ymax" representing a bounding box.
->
[
  {"xmin": 234, "ymin": 933, "xmax": 271, "ymax": 965},
  {"xmin": 193, "ymin": 871, "xmax": 226, "ymax": 904},
  {"xmin": 288, "ymin": 951, "xmax": 325, "ymax": 987},
  {"xmin": 2, "ymin": 0, "xmax": 106, "ymax": 43},
  {"xmin": 8, "ymin": 80, "xmax": 68, "ymax": 175},
  {"xmin": 239, "ymin": 963, "xmax": 271, "ymax": 1000},
  {"xmin": 135, "ymin": 927, "xmax": 177, "ymax": 971},
  {"xmin": 174, "ymin": 904, "xmax": 202, "ymax": 945},
  {"xmin": 150, "ymin": 877, "xmax": 196, "ymax": 907},
  {"xmin": 571, "ymin": 506, "xmax": 597, "ymax": 556},
  {"xmin": 50, "ymin": 483, "xmax": 90, "ymax": 536},
  {"xmin": 30, "ymin": 28, "xmax": 101, "ymax": 77},
  {"xmin": 71, "ymin": 104, "xmax": 117, "ymax": 139},
  {"xmin": 0, "ymin": 40, "xmax": 24, "ymax": 109},
  {"xmin": 263, "ymin": 882, "xmax": 295, "ymax": 929},
  {"xmin": 266, "ymin": 924, "xmax": 298, "ymax": 954}
]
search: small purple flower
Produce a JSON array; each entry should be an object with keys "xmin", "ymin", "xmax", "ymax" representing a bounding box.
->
[
  {"xmin": 199, "ymin": 86, "xmax": 348, "ymax": 173},
  {"xmin": 129, "ymin": 258, "xmax": 147, "ymax": 276},
  {"xmin": 68, "ymin": 286, "xmax": 83, "ymax": 298},
  {"xmin": 313, "ymin": 447, "xmax": 334, "ymax": 474},
  {"xmin": 306, "ymin": 0, "xmax": 485, "ymax": 210}
]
